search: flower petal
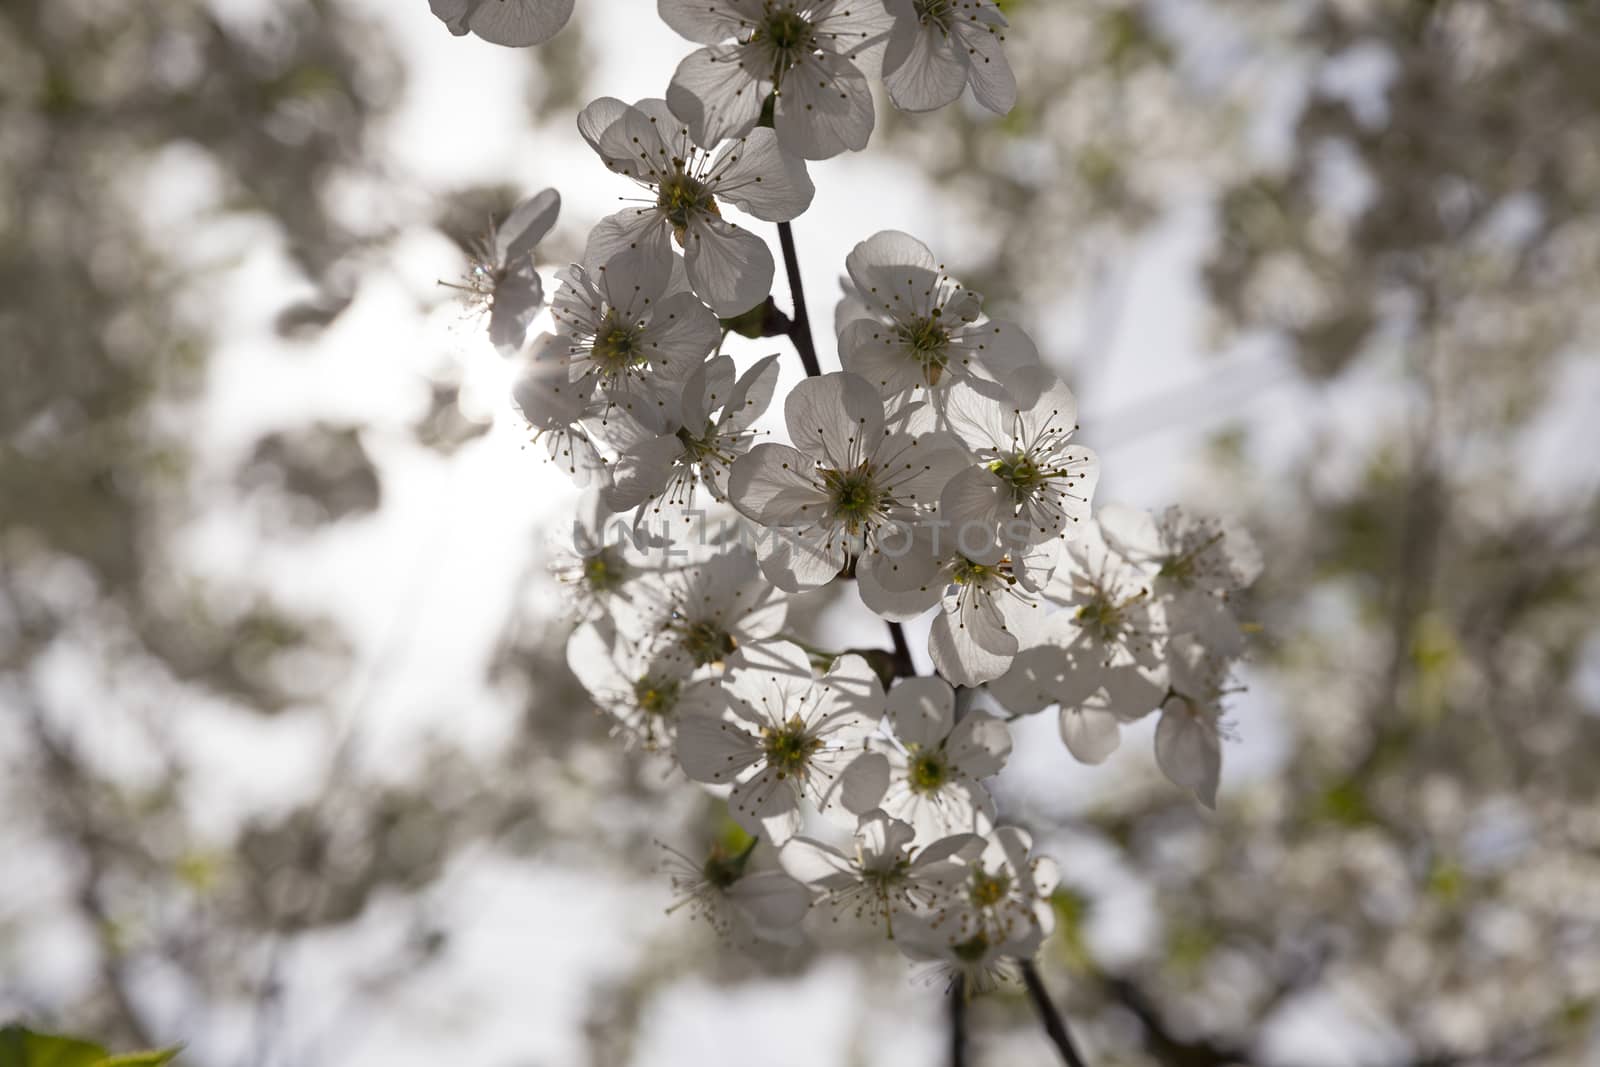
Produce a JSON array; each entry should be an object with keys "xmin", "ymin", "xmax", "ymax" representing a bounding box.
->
[{"xmin": 682, "ymin": 216, "xmax": 774, "ymax": 317}]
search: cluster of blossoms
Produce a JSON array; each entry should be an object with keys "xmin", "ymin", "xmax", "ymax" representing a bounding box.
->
[{"xmin": 433, "ymin": 0, "xmax": 1258, "ymax": 987}]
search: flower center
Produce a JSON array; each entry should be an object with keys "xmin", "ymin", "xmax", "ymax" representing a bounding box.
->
[
  {"xmin": 762, "ymin": 715, "xmax": 822, "ymax": 778},
  {"xmin": 988, "ymin": 453, "xmax": 1046, "ymax": 502},
  {"xmin": 757, "ymin": 8, "xmax": 814, "ymax": 63},
  {"xmin": 682, "ymin": 620, "xmax": 737, "ymax": 666},
  {"xmin": 634, "ymin": 676, "xmax": 680, "ymax": 717},
  {"xmin": 675, "ymin": 423, "xmax": 719, "ymax": 463},
  {"xmin": 969, "ymin": 869, "xmax": 1011, "ymax": 909},
  {"xmin": 657, "ymin": 169, "xmax": 717, "ymax": 235},
  {"xmin": 582, "ymin": 547, "xmax": 629, "ymax": 592},
  {"xmin": 913, "ymin": 0, "xmax": 955, "ymax": 30},
  {"xmin": 899, "ymin": 315, "xmax": 950, "ymax": 355},
  {"xmin": 908, "ymin": 750, "xmax": 949, "ymax": 793},
  {"xmin": 591, "ymin": 309, "xmax": 647, "ymax": 374},
  {"xmin": 1075, "ymin": 592, "xmax": 1125, "ymax": 642},
  {"xmin": 821, "ymin": 466, "xmax": 883, "ymax": 533},
  {"xmin": 951, "ymin": 557, "xmax": 999, "ymax": 587}
]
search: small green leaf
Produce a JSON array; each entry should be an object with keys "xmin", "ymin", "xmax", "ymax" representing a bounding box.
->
[
  {"xmin": 0, "ymin": 1027, "xmax": 181, "ymax": 1067},
  {"xmin": 0, "ymin": 1026, "xmax": 108, "ymax": 1067},
  {"xmin": 99, "ymin": 1049, "xmax": 181, "ymax": 1067}
]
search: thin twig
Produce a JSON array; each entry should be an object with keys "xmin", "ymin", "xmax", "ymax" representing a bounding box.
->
[
  {"xmin": 777, "ymin": 220, "xmax": 822, "ymax": 378},
  {"xmin": 1020, "ymin": 960, "xmax": 1089, "ymax": 1067},
  {"xmin": 888, "ymin": 619, "xmax": 915, "ymax": 679},
  {"xmin": 949, "ymin": 973, "xmax": 968, "ymax": 1067}
]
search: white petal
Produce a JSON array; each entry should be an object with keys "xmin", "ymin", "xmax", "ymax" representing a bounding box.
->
[
  {"xmin": 640, "ymin": 291, "xmax": 723, "ymax": 377},
  {"xmin": 950, "ymin": 318, "xmax": 1039, "ymax": 382},
  {"xmin": 954, "ymin": 17, "xmax": 1016, "ymax": 115},
  {"xmin": 708, "ymin": 128, "xmax": 815, "ymax": 222},
  {"xmin": 886, "ymin": 676, "xmax": 955, "ymax": 749},
  {"xmin": 657, "ymin": 0, "xmax": 766, "ymax": 43},
  {"xmin": 565, "ymin": 622, "xmax": 628, "ymax": 699},
  {"xmin": 785, "ymin": 372, "xmax": 886, "ymax": 470},
  {"xmin": 985, "ymin": 645, "xmax": 1069, "ymax": 717},
  {"xmin": 1154, "ymin": 706, "xmax": 1221, "ymax": 808},
  {"xmin": 719, "ymin": 353, "xmax": 782, "ymax": 433},
  {"xmin": 682, "ymin": 354, "xmax": 735, "ymax": 430},
  {"xmin": 675, "ymin": 710, "xmax": 762, "ymax": 785},
  {"xmin": 488, "ymin": 266, "xmax": 543, "ymax": 354},
  {"xmin": 827, "ymin": 751, "xmax": 890, "ymax": 817},
  {"xmin": 682, "ymin": 216, "xmax": 774, "ymax": 317},
  {"xmin": 818, "ymin": 652, "xmax": 886, "ymax": 729},
  {"xmin": 774, "ymin": 48, "xmax": 875, "ymax": 159},
  {"xmin": 727, "ymin": 443, "xmax": 826, "ymax": 524},
  {"xmin": 603, "ymin": 439, "xmax": 677, "ymax": 512},
  {"xmin": 856, "ymin": 548, "xmax": 943, "ymax": 620},
  {"xmin": 730, "ymin": 765, "xmax": 804, "ymax": 842},
  {"xmin": 666, "ymin": 44, "xmax": 768, "ymax": 148},
  {"xmin": 727, "ymin": 870, "xmax": 812, "ymax": 928},
  {"xmin": 882, "ymin": 18, "xmax": 967, "ymax": 112},
  {"xmin": 757, "ymin": 527, "xmax": 847, "ymax": 592},
  {"xmin": 929, "ymin": 608, "xmax": 1011, "ymax": 688},
  {"xmin": 839, "ymin": 317, "xmax": 929, "ymax": 396},
  {"xmin": 578, "ymin": 96, "xmax": 633, "ymax": 159},
  {"xmin": 946, "ymin": 711, "xmax": 1011, "ymax": 778},
  {"xmin": 584, "ymin": 210, "xmax": 674, "ymax": 282},
  {"xmin": 459, "ymin": 0, "xmax": 574, "ymax": 46},
  {"xmin": 779, "ymin": 836, "xmax": 858, "ymax": 888},
  {"xmin": 938, "ymin": 466, "xmax": 1009, "ymax": 561},
  {"xmin": 495, "ymin": 188, "xmax": 560, "ymax": 265},
  {"xmin": 429, "ymin": 0, "xmax": 472, "ymax": 35},
  {"xmin": 1058, "ymin": 705, "xmax": 1122, "ymax": 765}
]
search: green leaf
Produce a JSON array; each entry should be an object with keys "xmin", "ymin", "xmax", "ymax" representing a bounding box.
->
[
  {"xmin": 0, "ymin": 1027, "xmax": 181, "ymax": 1067},
  {"xmin": 0, "ymin": 1026, "xmax": 108, "ymax": 1067},
  {"xmin": 99, "ymin": 1050, "xmax": 181, "ymax": 1067}
]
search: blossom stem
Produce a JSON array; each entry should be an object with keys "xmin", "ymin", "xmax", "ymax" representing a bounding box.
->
[
  {"xmin": 1020, "ymin": 959, "xmax": 1090, "ymax": 1067},
  {"xmin": 888, "ymin": 620, "xmax": 915, "ymax": 679},
  {"xmin": 949, "ymin": 973, "xmax": 968, "ymax": 1067},
  {"xmin": 777, "ymin": 221, "xmax": 822, "ymax": 378}
]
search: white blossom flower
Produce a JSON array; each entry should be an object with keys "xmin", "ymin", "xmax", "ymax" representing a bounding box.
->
[
  {"xmin": 541, "ymin": 252, "xmax": 721, "ymax": 432},
  {"xmin": 858, "ymin": 514, "xmax": 1056, "ymax": 686},
  {"xmin": 1153, "ymin": 633, "xmax": 1240, "ymax": 809},
  {"xmin": 605, "ymin": 353, "xmax": 782, "ymax": 524},
  {"xmin": 987, "ymin": 618, "xmax": 1163, "ymax": 764},
  {"xmin": 881, "ymin": 0, "xmax": 1016, "ymax": 115},
  {"xmin": 939, "ymin": 366, "xmax": 1099, "ymax": 558},
  {"xmin": 630, "ymin": 546, "xmax": 789, "ymax": 671},
  {"xmin": 779, "ymin": 809, "xmax": 984, "ymax": 935},
  {"xmin": 443, "ymin": 189, "xmax": 560, "ymax": 354},
  {"xmin": 843, "ymin": 677, "xmax": 1012, "ymax": 841},
  {"xmin": 987, "ymin": 518, "xmax": 1170, "ymax": 760},
  {"xmin": 1098, "ymin": 503, "xmax": 1261, "ymax": 658},
  {"xmin": 578, "ymin": 96, "xmax": 814, "ymax": 316},
  {"xmin": 659, "ymin": 0, "xmax": 894, "ymax": 159},
  {"xmin": 660, "ymin": 837, "xmax": 812, "ymax": 943},
  {"xmin": 893, "ymin": 825, "xmax": 1057, "ymax": 986},
  {"xmin": 429, "ymin": 0, "xmax": 575, "ymax": 47},
  {"xmin": 893, "ymin": 911, "xmax": 1025, "ymax": 991},
  {"xmin": 511, "ymin": 345, "xmax": 612, "ymax": 487},
  {"xmin": 927, "ymin": 825, "xmax": 1057, "ymax": 954},
  {"xmin": 546, "ymin": 490, "xmax": 663, "ymax": 625},
  {"xmin": 728, "ymin": 371, "xmax": 968, "ymax": 591},
  {"xmin": 568, "ymin": 622, "xmax": 721, "ymax": 750},
  {"xmin": 837, "ymin": 230, "xmax": 1038, "ymax": 404},
  {"xmin": 675, "ymin": 640, "xmax": 884, "ymax": 842}
]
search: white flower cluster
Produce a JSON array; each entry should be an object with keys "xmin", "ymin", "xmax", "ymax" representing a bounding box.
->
[{"xmin": 432, "ymin": 0, "xmax": 1258, "ymax": 982}]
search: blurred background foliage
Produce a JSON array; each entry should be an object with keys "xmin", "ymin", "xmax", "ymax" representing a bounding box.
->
[{"xmin": 2, "ymin": 0, "xmax": 1597, "ymax": 1065}]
